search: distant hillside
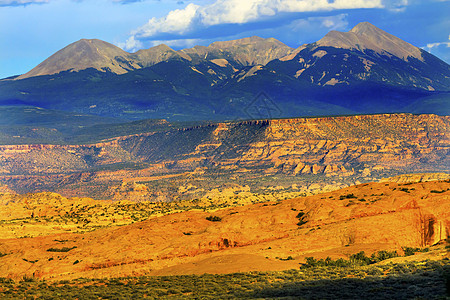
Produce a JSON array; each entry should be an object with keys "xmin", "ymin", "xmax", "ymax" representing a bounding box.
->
[{"xmin": 1, "ymin": 22, "xmax": 448, "ymax": 121}]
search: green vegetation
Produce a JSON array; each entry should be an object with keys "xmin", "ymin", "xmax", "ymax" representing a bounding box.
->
[
  {"xmin": 302, "ymin": 251, "xmax": 400, "ymax": 268},
  {"xmin": 205, "ymin": 215, "xmax": 222, "ymax": 222},
  {"xmin": 430, "ymin": 189, "xmax": 448, "ymax": 193},
  {"xmin": 339, "ymin": 193, "xmax": 357, "ymax": 200},
  {"xmin": 403, "ymin": 247, "xmax": 430, "ymax": 256},
  {"xmin": 0, "ymin": 259, "xmax": 448, "ymax": 299},
  {"xmin": 296, "ymin": 211, "xmax": 307, "ymax": 226},
  {"xmin": 46, "ymin": 246, "xmax": 77, "ymax": 253}
]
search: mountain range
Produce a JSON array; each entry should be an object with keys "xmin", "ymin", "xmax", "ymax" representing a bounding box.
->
[{"xmin": 1, "ymin": 22, "xmax": 449, "ymax": 122}]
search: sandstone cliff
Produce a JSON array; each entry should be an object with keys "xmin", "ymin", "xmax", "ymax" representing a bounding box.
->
[{"xmin": 0, "ymin": 114, "xmax": 448, "ymax": 200}]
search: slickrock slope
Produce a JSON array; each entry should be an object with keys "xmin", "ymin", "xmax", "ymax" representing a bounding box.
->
[
  {"xmin": 0, "ymin": 114, "xmax": 448, "ymax": 200},
  {"xmin": 0, "ymin": 179, "xmax": 448, "ymax": 280}
]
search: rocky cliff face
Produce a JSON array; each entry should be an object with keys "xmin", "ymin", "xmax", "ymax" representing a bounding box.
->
[{"xmin": 0, "ymin": 114, "xmax": 448, "ymax": 200}]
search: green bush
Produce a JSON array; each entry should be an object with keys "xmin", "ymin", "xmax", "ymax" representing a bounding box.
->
[
  {"xmin": 296, "ymin": 211, "xmax": 307, "ymax": 226},
  {"xmin": 302, "ymin": 250, "xmax": 400, "ymax": 269},
  {"xmin": 340, "ymin": 193, "xmax": 357, "ymax": 200},
  {"xmin": 46, "ymin": 246, "xmax": 77, "ymax": 252},
  {"xmin": 371, "ymin": 250, "xmax": 398, "ymax": 262},
  {"xmin": 430, "ymin": 190, "xmax": 446, "ymax": 193},
  {"xmin": 206, "ymin": 216, "xmax": 222, "ymax": 222},
  {"xmin": 403, "ymin": 247, "xmax": 420, "ymax": 256}
]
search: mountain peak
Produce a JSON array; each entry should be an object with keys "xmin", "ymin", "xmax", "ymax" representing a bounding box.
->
[
  {"xmin": 17, "ymin": 39, "xmax": 140, "ymax": 79},
  {"xmin": 209, "ymin": 36, "xmax": 287, "ymax": 49},
  {"xmin": 317, "ymin": 22, "xmax": 423, "ymax": 61},
  {"xmin": 350, "ymin": 21, "xmax": 379, "ymax": 34},
  {"xmin": 135, "ymin": 44, "xmax": 191, "ymax": 67},
  {"xmin": 207, "ymin": 36, "xmax": 293, "ymax": 66}
]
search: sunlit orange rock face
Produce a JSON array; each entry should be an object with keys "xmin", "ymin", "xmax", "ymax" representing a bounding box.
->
[
  {"xmin": 0, "ymin": 114, "xmax": 448, "ymax": 200},
  {"xmin": 0, "ymin": 179, "xmax": 448, "ymax": 280}
]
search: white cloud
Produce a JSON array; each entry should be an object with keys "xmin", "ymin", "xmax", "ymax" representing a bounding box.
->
[
  {"xmin": 425, "ymin": 42, "xmax": 450, "ymax": 49},
  {"xmin": 0, "ymin": 0, "xmax": 48, "ymax": 6},
  {"xmin": 147, "ymin": 38, "xmax": 204, "ymax": 48},
  {"xmin": 126, "ymin": 0, "xmax": 383, "ymax": 47},
  {"xmin": 132, "ymin": 3, "xmax": 200, "ymax": 38},
  {"xmin": 423, "ymin": 34, "xmax": 450, "ymax": 50},
  {"xmin": 289, "ymin": 14, "xmax": 348, "ymax": 31},
  {"xmin": 117, "ymin": 36, "xmax": 143, "ymax": 52}
]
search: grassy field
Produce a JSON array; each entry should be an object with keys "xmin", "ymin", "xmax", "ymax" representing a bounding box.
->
[{"xmin": 0, "ymin": 259, "xmax": 448, "ymax": 299}]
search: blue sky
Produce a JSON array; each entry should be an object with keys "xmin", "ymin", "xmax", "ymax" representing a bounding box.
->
[{"xmin": 0, "ymin": 0, "xmax": 448, "ymax": 79}]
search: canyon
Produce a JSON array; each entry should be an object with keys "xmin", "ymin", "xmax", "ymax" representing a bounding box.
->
[{"xmin": 0, "ymin": 113, "xmax": 448, "ymax": 202}]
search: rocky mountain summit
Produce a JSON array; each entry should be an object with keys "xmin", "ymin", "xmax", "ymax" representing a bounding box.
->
[
  {"xmin": 316, "ymin": 22, "xmax": 423, "ymax": 61},
  {"xmin": 17, "ymin": 39, "xmax": 141, "ymax": 80},
  {"xmin": 17, "ymin": 36, "xmax": 293, "ymax": 80}
]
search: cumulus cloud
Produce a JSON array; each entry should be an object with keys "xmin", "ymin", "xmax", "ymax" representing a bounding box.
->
[
  {"xmin": 0, "ymin": 0, "xmax": 48, "ymax": 6},
  {"xmin": 425, "ymin": 42, "xmax": 450, "ymax": 49},
  {"xmin": 121, "ymin": 0, "xmax": 383, "ymax": 50},
  {"xmin": 132, "ymin": 3, "xmax": 200, "ymax": 38},
  {"xmin": 421, "ymin": 36, "xmax": 450, "ymax": 63},
  {"xmin": 147, "ymin": 38, "xmax": 204, "ymax": 48},
  {"xmin": 117, "ymin": 36, "xmax": 144, "ymax": 50},
  {"xmin": 423, "ymin": 34, "xmax": 450, "ymax": 50}
]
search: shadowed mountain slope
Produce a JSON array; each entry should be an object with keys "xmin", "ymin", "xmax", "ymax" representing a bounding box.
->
[{"xmin": 2, "ymin": 22, "xmax": 449, "ymax": 121}]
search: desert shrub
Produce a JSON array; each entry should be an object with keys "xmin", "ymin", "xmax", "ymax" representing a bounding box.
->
[
  {"xmin": 296, "ymin": 211, "xmax": 307, "ymax": 226},
  {"xmin": 403, "ymin": 247, "xmax": 419, "ymax": 256},
  {"xmin": 302, "ymin": 250, "xmax": 400, "ymax": 269},
  {"xmin": 297, "ymin": 220, "xmax": 307, "ymax": 226},
  {"xmin": 350, "ymin": 251, "xmax": 373, "ymax": 265},
  {"xmin": 339, "ymin": 193, "xmax": 357, "ymax": 200},
  {"xmin": 46, "ymin": 246, "xmax": 77, "ymax": 252},
  {"xmin": 302, "ymin": 257, "xmax": 351, "ymax": 268},
  {"xmin": 371, "ymin": 250, "xmax": 398, "ymax": 262},
  {"xmin": 20, "ymin": 275, "xmax": 36, "ymax": 282},
  {"xmin": 296, "ymin": 212, "xmax": 305, "ymax": 218},
  {"xmin": 0, "ymin": 277, "xmax": 13, "ymax": 284},
  {"xmin": 403, "ymin": 247, "xmax": 430, "ymax": 256},
  {"xmin": 430, "ymin": 190, "xmax": 446, "ymax": 193},
  {"xmin": 366, "ymin": 266, "xmax": 383, "ymax": 276},
  {"xmin": 277, "ymin": 256, "xmax": 294, "ymax": 261},
  {"xmin": 1, "ymin": 260, "xmax": 449, "ymax": 299},
  {"xmin": 206, "ymin": 216, "xmax": 222, "ymax": 222}
]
